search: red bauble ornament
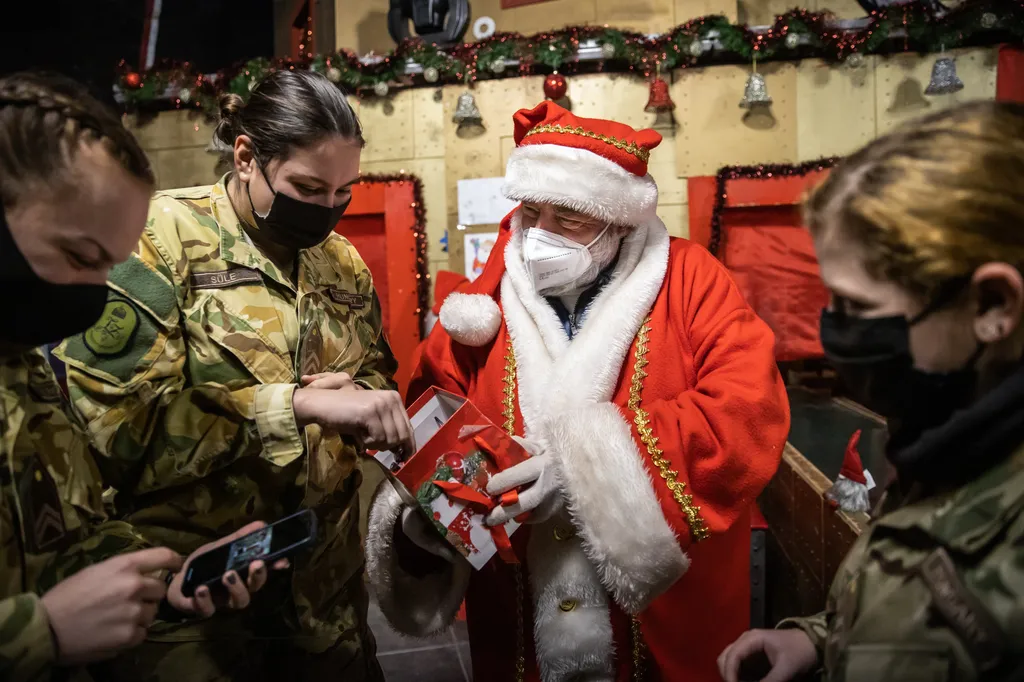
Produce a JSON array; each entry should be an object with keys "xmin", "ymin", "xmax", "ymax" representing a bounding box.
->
[
  {"xmin": 543, "ymin": 73, "xmax": 567, "ymax": 101},
  {"xmin": 124, "ymin": 72, "xmax": 142, "ymax": 89},
  {"xmin": 443, "ymin": 452, "xmax": 465, "ymax": 479}
]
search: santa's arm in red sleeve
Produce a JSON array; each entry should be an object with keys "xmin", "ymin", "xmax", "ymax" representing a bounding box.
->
[{"xmin": 547, "ymin": 241, "xmax": 789, "ymax": 614}]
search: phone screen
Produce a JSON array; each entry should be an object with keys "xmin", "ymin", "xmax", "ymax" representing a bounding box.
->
[{"xmin": 182, "ymin": 511, "xmax": 316, "ymax": 593}]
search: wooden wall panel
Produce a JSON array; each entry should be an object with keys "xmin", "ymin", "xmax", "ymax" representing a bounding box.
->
[
  {"xmin": 412, "ymin": 88, "xmax": 447, "ymax": 159},
  {"xmin": 796, "ymin": 57, "xmax": 877, "ymax": 161},
  {"xmin": 675, "ymin": 0, "xmax": 737, "ymax": 23},
  {"xmin": 875, "ymin": 47, "xmax": 998, "ymax": 135},
  {"xmin": 149, "ymin": 147, "xmax": 221, "ymax": 190},
  {"xmin": 596, "ymin": 0, "xmax": 675, "ymax": 35},
  {"xmin": 360, "ymin": 95, "xmax": 416, "ymax": 162},
  {"xmin": 675, "ymin": 62, "xmax": 799, "ymax": 176},
  {"xmin": 657, "ymin": 203, "xmax": 690, "ymax": 238},
  {"xmin": 506, "ymin": 0, "xmax": 598, "ymax": 34},
  {"xmin": 124, "ymin": 110, "xmax": 214, "ymax": 150}
]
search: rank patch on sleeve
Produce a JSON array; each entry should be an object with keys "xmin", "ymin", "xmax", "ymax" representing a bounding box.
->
[{"xmin": 83, "ymin": 300, "xmax": 139, "ymax": 356}]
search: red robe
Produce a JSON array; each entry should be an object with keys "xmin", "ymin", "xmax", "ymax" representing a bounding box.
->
[{"xmin": 367, "ymin": 212, "xmax": 789, "ymax": 681}]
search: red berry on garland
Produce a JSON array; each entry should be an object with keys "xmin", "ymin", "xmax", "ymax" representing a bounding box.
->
[
  {"xmin": 543, "ymin": 72, "xmax": 567, "ymax": 101},
  {"xmin": 124, "ymin": 72, "xmax": 142, "ymax": 89},
  {"xmin": 443, "ymin": 452, "xmax": 465, "ymax": 479}
]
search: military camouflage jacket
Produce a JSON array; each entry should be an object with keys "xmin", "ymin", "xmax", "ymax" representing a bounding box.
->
[
  {"xmin": 782, "ymin": 445, "xmax": 1024, "ymax": 682},
  {"xmin": 55, "ymin": 176, "xmax": 396, "ymax": 652},
  {"xmin": 0, "ymin": 348, "xmax": 148, "ymax": 682}
]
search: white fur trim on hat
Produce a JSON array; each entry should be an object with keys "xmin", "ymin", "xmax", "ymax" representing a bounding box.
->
[
  {"xmin": 503, "ymin": 144, "xmax": 659, "ymax": 227},
  {"xmin": 438, "ymin": 292, "xmax": 501, "ymax": 347}
]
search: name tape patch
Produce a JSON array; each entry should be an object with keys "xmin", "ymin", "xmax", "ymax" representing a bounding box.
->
[{"xmin": 191, "ymin": 267, "xmax": 263, "ymax": 290}]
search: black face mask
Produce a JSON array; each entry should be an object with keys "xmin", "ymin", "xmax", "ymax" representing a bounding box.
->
[
  {"xmin": 246, "ymin": 166, "xmax": 350, "ymax": 251},
  {"xmin": 0, "ymin": 205, "xmax": 110, "ymax": 348},
  {"xmin": 819, "ymin": 277, "xmax": 981, "ymax": 448}
]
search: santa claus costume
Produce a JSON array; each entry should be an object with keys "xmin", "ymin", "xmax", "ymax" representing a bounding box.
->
[{"xmin": 366, "ymin": 101, "xmax": 790, "ymax": 681}]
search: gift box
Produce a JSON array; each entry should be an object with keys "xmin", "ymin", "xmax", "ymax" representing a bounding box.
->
[{"xmin": 374, "ymin": 387, "xmax": 529, "ymax": 570}]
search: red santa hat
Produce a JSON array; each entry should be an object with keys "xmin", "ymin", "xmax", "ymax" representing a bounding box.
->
[
  {"xmin": 431, "ymin": 271, "xmax": 471, "ymax": 316},
  {"xmin": 502, "ymin": 101, "xmax": 663, "ymax": 227},
  {"xmin": 838, "ymin": 430, "xmax": 867, "ymax": 485}
]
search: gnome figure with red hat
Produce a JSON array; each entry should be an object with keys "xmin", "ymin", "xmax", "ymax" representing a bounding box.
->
[
  {"xmin": 825, "ymin": 429, "xmax": 875, "ymax": 514},
  {"xmin": 365, "ymin": 101, "xmax": 790, "ymax": 682}
]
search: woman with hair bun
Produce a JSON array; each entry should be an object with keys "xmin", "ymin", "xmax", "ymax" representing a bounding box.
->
[
  {"xmin": 719, "ymin": 101, "xmax": 1024, "ymax": 682},
  {"xmin": 56, "ymin": 69, "xmax": 409, "ymax": 680}
]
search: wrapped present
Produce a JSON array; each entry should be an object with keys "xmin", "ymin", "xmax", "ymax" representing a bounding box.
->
[{"xmin": 374, "ymin": 387, "xmax": 529, "ymax": 570}]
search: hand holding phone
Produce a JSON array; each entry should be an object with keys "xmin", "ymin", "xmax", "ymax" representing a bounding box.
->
[{"xmin": 174, "ymin": 511, "xmax": 318, "ymax": 613}]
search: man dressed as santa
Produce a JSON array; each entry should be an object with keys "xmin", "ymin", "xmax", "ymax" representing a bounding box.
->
[{"xmin": 365, "ymin": 101, "xmax": 790, "ymax": 681}]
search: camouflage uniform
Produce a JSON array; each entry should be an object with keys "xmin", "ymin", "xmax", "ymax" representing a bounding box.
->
[
  {"xmin": 55, "ymin": 176, "xmax": 395, "ymax": 681},
  {"xmin": 781, "ymin": 445, "xmax": 1024, "ymax": 681},
  {"xmin": 0, "ymin": 347, "xmax": 149, "ymax": 682}
]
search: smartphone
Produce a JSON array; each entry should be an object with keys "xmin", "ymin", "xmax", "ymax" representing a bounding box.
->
[{"xmin": 180, "ymin": 509, "xmax": 318, "ymax": 598}]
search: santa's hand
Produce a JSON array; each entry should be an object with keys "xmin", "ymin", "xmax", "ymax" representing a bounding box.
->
[
  {"xmin": 485, "ymin": 440, "xmax": 562, "ymax": 527},
  {"xmin": 400, "ymin": 507, "xmax": 457, "ymax": 563}
]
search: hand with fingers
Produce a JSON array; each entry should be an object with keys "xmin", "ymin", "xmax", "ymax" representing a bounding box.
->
[
  {"xmin": 717, "ymin": 629, "xmax": 818, "ymax": 682},
  {"xmin": 292, "ymin": 385, "xmax": 416, "ymax": 456},
  {"xmin": 484, "ymin": 436, "xmax": 563, "ymax": 528},
  {"xmin": 166, "ymin": 521, "xmax": 291, "ymax": 617},
  {"xmin": 300, "ymin": 372, "xmax": 361, "ymax": 392},
  {"xmin": 40, "ymin": 547, "xmax": 184, "ymax": 665}
]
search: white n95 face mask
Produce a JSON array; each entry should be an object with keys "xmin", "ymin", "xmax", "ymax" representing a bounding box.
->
[{"xmin": 523, "ymin": 223, "xmax": 611, "ymax": 294}]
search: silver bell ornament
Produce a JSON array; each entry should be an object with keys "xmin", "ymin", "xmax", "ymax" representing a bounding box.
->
[
  {"xmin": 452, "ymin": 91, "xmax": 483, "ymax": 126},
  {"xmin": 924, "ymin": 55, "xmax": 964, "ymax": 95},
  {"xmin": 740, "ymin": 69, "xmax": 772, "ymax": 108},
  {"xmin": 326, "ymin": 67, "xmax": 342, "ymax": 83},
  {"xmin": 423, "ymin": 66, "xmax": 440, "ymax": 83},
  {"xmin": 601, "ymin": 42, "xmax": 616, "ymax": 59},
  {"xmin": 373, "ymin": 81, "xmax": 390, "ymax": 97},
  {"xmin": 688, "ymin": 38, "xmax": 705, "ymax": 58},
  {"xmin": 785, "ymin": 32, "xmax": 802, "ymax": 49}
]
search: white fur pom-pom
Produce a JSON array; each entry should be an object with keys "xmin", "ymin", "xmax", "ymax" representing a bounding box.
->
[{"xmin": 438, "ymin": 293, "xmax": 501, "ymax": 347}]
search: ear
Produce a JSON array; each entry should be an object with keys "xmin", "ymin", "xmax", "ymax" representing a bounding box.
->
[
  {"xmin": 234, "ymin": 135, "xmax": 256, "ymax": 180},
  {"xmin": 972, "ymin": 263, "xmax": 1024, "ymax": 344}
]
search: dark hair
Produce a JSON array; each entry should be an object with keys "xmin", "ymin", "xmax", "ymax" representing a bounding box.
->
[
  {"xmin": 0, "ymin": 71, "xmax": 154, "ymax": 208},
  {"xmin": 213, "ymin": 69, "xmax": 365, "ymax": 165}
]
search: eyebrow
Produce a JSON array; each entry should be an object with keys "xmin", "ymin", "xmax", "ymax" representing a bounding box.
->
[{"xmin": 289, "ymin": 172, "xmax": 357, "ymax": 189}]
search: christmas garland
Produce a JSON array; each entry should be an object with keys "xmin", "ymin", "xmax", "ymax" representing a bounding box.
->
[
  {"xmin": 708, "ymin": 157, "xmax": 841, "ymax": 257},
  {"xmin": 355, "ymin": 172, "xmax": 430, "ymax": 328},
  {"xmin": 118, "ymin": 0, "xmax": 1022, "ymax": 116}
]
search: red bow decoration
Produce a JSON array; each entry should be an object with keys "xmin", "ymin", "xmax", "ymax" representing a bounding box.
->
[{"xmin": 432, "ymin": 480, "xmax": 519, "ymax": 564}]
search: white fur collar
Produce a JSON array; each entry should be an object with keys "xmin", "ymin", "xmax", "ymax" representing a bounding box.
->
[{"xmin": 501, "ymin": 216, "xmax": 670, "ymax": 431}]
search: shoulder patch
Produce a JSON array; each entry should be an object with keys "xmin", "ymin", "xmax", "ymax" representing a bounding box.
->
[
  {"xmin": 83, "ymin": 300, "xmax": 139, "ymax": 356},
  {"xmin": 919, "ymin": 547, "xmax": 1007, "ymax": 672}
]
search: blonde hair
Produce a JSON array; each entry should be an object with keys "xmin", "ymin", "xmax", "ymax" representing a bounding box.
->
[
  {"xmin": 805, "ymin": 101, "xmax": 1024, "ymax": 300},
  {"xmin": 0, "ymin": 72, "xmax": 154, "ymax": 208}
]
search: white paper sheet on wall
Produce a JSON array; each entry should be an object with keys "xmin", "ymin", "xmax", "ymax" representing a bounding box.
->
[
  {"xmin": 457, "ymin": 177, "xmax": 517, "ymax": 226},
  {"xmin": 463, "ymin": 231, "xmax": 500, "ymax": 282}
]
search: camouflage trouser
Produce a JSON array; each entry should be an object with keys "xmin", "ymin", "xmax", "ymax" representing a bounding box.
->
[{"xmin": 86, "ymin": 629, "xmax": 383, "ymax": 682}]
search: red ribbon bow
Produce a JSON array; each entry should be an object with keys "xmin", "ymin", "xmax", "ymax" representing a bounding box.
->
[{"xmin": 432, "ymin": 480, "xmax": 519, "ymax": 564}]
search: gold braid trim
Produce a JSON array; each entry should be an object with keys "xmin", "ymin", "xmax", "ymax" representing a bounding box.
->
[
  {"xmin": 501, "ymin": 339, "xmax": 527, "ymax": 682},
  {"xmin": 632, "ymin": 617, "xmax": 646, "ymax": 681},
  {"xmin": 628, "ymin": 316, "xmax": 710, "ymax": 542},
  {"xmin": 523, "ymin": 124, "xmax": 651, "ymax": 164}
]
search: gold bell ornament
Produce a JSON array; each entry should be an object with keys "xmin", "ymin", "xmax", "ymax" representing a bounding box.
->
[{"xmin": 740, "ymin": 56, "xmax": 772, "ymax": 108}]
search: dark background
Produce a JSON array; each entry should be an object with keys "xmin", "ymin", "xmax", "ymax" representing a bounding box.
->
[{"xmin": 0, "ymin": 0, "xmax": 274, "ymax": 107}]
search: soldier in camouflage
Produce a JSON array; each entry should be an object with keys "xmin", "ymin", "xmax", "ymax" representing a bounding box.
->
[
  {"xmin": 1, "ymin": 73, "xmax": 276, "ymax": 682},
  {"xmin": 56, "ymin": 70, "xmax": 414, "ymax": 680},
  {"xmin": 719, "ymin": 102, "xmax": 1024, "ymax": 682}
]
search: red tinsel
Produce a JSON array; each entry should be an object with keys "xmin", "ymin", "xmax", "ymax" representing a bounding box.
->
[
  {"xmin": 356, "ymin": 173, "xmax": 431, "ymax": 326},
  {"xmin": 708, "ymin": 158, "xmax": 840, "ymax": 257}
]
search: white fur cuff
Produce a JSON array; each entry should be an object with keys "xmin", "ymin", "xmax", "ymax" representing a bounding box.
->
[
  {"xmin": 544, "ymin": 402, "xmax": 688, "ymax": 614},
  {"xmin": 365, "ymin": 480, "xmax": 472, "ymax": 637},
  {"xmin": 439, "ymin": 293, "xmax": 502, "ymax": 347}
]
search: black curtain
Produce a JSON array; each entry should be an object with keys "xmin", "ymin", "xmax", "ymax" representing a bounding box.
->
[{"xmin": 0, "ymin": 0, "xmax": 273, "ymax": 108}]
